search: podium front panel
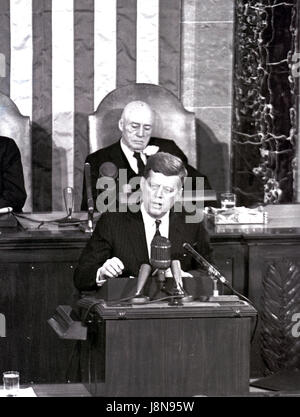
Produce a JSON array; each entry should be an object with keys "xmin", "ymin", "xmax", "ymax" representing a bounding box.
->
[{"xmin": 80, "ymin": 299, "xmax": 256, "ymax": 397}]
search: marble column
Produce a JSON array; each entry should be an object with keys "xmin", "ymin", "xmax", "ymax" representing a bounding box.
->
[{"xmin": 181, "ymin": 0, "xmax": 234, "ymax": 196}]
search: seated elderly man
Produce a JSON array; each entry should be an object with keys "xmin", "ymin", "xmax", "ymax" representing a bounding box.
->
[
  {"xmin": 81, "ymin": 100, "xmax": 211, "ymax": 211},
  {"xmin": 74, "ymin": 152, "xmax": 211, "ymax": 292},
  {"xmin": 0, "ymin": 137, "xmax": 26, "ymax": 212}
]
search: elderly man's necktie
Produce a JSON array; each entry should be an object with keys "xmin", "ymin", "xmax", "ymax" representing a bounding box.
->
[{"xmin": 133, "ymin": 152, "xmax": 145, "ymax": 175}]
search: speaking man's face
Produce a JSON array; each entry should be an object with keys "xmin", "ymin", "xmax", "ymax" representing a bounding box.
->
[
  {"xmin": 119, "ymin": 105, "xmax": 153, "ymax": 152},
  {"xmin": 141, "ymin": 170, "xmax": 182, "ymax": 218}
]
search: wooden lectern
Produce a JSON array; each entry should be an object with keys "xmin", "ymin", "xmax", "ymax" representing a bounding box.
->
[{"xmin": 78, "ymin": 296, "xmax": 256, "ymax": 397}]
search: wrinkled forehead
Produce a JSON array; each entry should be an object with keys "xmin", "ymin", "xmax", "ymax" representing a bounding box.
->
[{"xmin": 123, "ymin": 104, "xmax": 153, "ymax": 125}]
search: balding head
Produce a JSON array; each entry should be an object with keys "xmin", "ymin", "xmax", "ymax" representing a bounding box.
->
[
  {"xmin": 121, "ymin": 100, "xmax": 154, "ymax": 123},
  {"xmin": 118, "ymin": 101, "xmax": 154, "ymax": 152}
]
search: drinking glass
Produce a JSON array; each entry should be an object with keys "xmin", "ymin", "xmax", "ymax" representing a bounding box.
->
[{"xmin": 3, "ymin": 371, "xmax": 19, "ymax": 396}]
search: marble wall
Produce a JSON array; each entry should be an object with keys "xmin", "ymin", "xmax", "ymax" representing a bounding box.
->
[{"xmin": 181, "ymin": 0, "xmax": 234, "ymax": 195}]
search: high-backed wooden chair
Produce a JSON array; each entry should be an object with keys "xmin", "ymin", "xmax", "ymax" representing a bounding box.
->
[
  {"xmin": 88, "ymin": 83, "xmax": 197, "ymax": 167},
  {"xmin": 0, "ymin": 93, "xmax": 32, "ymax": 212}
]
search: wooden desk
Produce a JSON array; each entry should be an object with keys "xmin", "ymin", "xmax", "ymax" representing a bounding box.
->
[
  {"xmin": 32, "ymin": 383, "xmax": 92, "ymax": 397},
  {"xmin": 0, "ymin": 215, "xmax": 90, "ymax": 384},
  {"xmin": 78, "ymin": 297, "xmax": 256, "ymax": 397},
  {"xmin": 207, "ymin": 204, "xmax": 300, "ymax": 377},
  {"xmin": 2, "ymin": 206, "xmax": 299, "ymax": 384}
]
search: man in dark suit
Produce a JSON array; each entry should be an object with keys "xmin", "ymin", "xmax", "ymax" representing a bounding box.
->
[
  {"xmin": 74, "ymin": 152, "xmax": 211, "ymax": 292},
  {"xmin": 81, "ymin": 100, "xmax": 211, "ymax": 211},
  {"xmin": 0, "ymin": 137, "xmax": 26, "ymax": 212}
]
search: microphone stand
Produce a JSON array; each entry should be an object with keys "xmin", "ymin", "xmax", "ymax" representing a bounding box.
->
[
  {"xmin": 207, "ymin": 276, "xmax": 239, "ymax": 302},
  {"xmin": 81, "ymin": 162, "xmax": 95, "ymax": 233},
  {"xmin": 183, "ymin": 242, "xmax": 239, "ymax": 302},
  {"xmin": 130, "ymin": 264, "xmax": 151, "ymax": 304},
  {"xmin": 86, "ymin": 208, "xmax": 94, "ymax": 233},
  {"xmin": 168, "ymin": 287, "xmax": 184, "ymax": 306},
  {"xmin": 169, "ymin": 260, "xmax": 186, "ymax": 306},
  {"xmin": 55, "ymin": 187, "xmax": 81, "ymax": 226}
]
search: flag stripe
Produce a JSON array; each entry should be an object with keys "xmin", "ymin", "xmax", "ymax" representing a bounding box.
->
[
  {"xmin": 94, "ymin": 0, "xmax": 117, "ymax": 110},
  {"xmin": 0, "ymin": 1, "xmax": 183, "ymax": 212},
  {"xmin": 0, "ymin": 0, "xmax": 10, "ymax": 96},
  {"xmin": 32, "ymin": 0, "xmax": 52, "ymax": 211},
  {"xmin": 10, "ymin": 0, "xmax": 33, "ymax": 212},
  {"xmin": 136, "ymin": 0, "xmax": 159, "ymax": 84},
  {"xmin": 74, "ymin": 0, "xmax": 94, "ymax": 212},
  {"xmin": 10, "ymin": 0, "xmax": 33, "ymax": 120},
  {"xmin": 52, "ymin": 0, "xmax": 75, "ymax": 210},
  {"xmin": 159, "ymin": 0, "xmax": 182, "ymax": 98},
  {"xmin": 117, "ymin": 0, "xmax": 137, "ymax": 87}
]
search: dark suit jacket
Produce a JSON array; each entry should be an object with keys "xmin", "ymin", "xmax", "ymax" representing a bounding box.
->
[
  {"xmin": 81, "ymin": 137, "xmax": 211, "ymax": 210},
  {"xmin": 74, "ymin": 209, "xmax": 211, "ymax": 291},
  {"xmin": 0, "ymin": 137, "xmax": 26, "ymax": 212}
]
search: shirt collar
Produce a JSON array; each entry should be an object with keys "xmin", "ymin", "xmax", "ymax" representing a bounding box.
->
[
  {"xmin": 120, "ymin": 139, "xmax": 147, "ymax": 168},
  {"xmin": 120, "ymin": 139, "xmax": 135, "ymax": 158}
]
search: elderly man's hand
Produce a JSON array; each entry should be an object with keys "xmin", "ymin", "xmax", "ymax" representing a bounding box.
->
[{"xmin": 97, "ymin": 257, "xmax": 125, "ymax": 285}]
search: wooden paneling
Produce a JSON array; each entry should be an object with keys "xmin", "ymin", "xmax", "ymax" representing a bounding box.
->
[
  {"xmin": 248, "ymin": 244, "xmax": 300, "ymax": 376},
  {"xmin": 209, "ymin": 223, "xmax": 300, "ymax": 378},
  {"xmin": 0, "ymin": 230, "xmax": 88, "ymax": 383},
  {"xmin": 81, "ymin": 301, "xmax": 254, "ymax": 397}
]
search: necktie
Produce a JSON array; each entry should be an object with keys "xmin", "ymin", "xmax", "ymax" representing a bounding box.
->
[
  {"xmin": 133, "ymin": 152, "xmax": 145, "ymax": 175},
  {"xmin": 154, "ymin": 219, "xmax": 161, "ymax": 237}
]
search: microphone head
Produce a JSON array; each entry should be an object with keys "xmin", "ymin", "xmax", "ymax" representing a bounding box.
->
[
  {"xmin": 150, "ymin": 235, "xmax": 171, "ymax": 270},
  {"xmin": 99, "ymin": 162, "xmax": 118, "ymax": 179},
  {"xmin": 182, "ymin": 242, "xmax": 191, "ymax": 251}
]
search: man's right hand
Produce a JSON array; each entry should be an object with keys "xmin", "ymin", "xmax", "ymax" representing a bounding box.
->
[{"xmin": 97, "ymin": 257, "xmax": 125, "ymax": 281}]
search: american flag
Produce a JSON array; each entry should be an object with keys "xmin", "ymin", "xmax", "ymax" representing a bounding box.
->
[{"xmin": 0, "ymin": 0, "xmax": 182, "ymax": 211}]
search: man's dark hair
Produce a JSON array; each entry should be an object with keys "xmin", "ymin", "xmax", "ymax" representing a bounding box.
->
[{"xmin": 143, "ymin": 152, "xmax": 187, "ymax": 185}]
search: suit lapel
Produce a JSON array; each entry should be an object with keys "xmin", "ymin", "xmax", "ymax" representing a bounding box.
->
[
  {"xmin": 108, "ymin": 140, "xmax": 135, "ymax": 176},
  {"xmin": 126, "ymin": 211, "xmax": 149, "ymax": 264},
  {"xmin": 108, "ymin": 138, "xmax": 162, "ymax": 174},
  {"xmin": 169, "ymin": 211, "xmax": 186, "ymax": 255}
]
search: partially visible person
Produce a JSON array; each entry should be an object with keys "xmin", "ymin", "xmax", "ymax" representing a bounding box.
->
[
  {"xmin": 0, "ymin": 137, "xmax": 27, "ymax": 212},
  {"xmin": 75, "ymin": 152, "xmax": 211, "ymax": 292},
  {"xmin": 81, "ymin": 100, "xmax": 211, "ymax": 211}
]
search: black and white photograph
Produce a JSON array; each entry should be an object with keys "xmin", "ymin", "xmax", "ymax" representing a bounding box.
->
[{"xmin": 0, "ymin": 0, "xmax": 300, "ymax": 403}]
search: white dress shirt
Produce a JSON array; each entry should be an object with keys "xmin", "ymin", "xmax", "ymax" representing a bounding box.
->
[
  {"xmin": 96, "ymin": 203, "xmax": 170, "ymax": 285},
  {"xmin": 140, "ymin": 203, "xmax": 169, "ymax": 258},
  {"xmin": 120, "ymin": 139, "xmax": 147, "ymax": 174}
]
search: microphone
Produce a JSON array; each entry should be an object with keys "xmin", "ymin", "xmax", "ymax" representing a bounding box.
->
[
  {"xmin": 182, "ymin": 242, "xmax": 229, "ymax": 286},
  {"xmin": 170, "ymin": 260, "xmax": 184, "ymax": 294},
  {"xmin": 85, "ymin": 162, "xmax": 94, "ymax": 213},
  {"xmin": 170, "ymin": 260, "xmax": 194, "ymax": 304},
  {"xmin": 130, "ymin": 264, "xmax": 152, "ymax": 304},
  {"xmin": 150, "ymin": 235, "xmax": 171, "ymax": 289},
  {"xmin": 182, "ymin": 242, "xmax": 244, "ymax": 302},
  {"xmin": 84, "ymin": 162, "xmax": 94, "ymax": 232}
]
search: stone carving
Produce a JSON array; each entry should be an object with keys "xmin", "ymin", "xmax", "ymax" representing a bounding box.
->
[
  {"xmin": 261, "ymin": 258, "xmax": 300, "ymax": 373},
  {"xmin": 232, "ymin": 0, "xmax": 297, "ymax": 206}
]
